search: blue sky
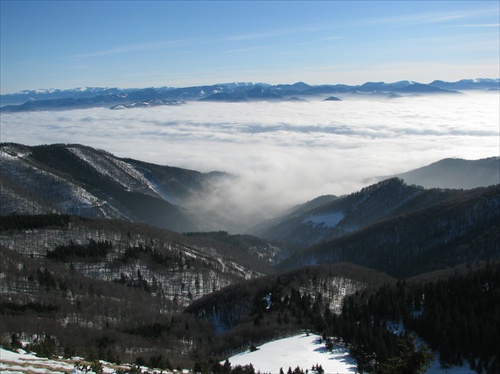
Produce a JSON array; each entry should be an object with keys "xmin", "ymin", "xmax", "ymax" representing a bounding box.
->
[{"xmin": 1, "ymin": 1, "xmax": 499, "ymax": 93}]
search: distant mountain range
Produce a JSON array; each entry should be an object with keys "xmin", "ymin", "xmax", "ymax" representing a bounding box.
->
[{"xmin": 1, "ymin": 78, "xmax": 498, "ymax": 111}]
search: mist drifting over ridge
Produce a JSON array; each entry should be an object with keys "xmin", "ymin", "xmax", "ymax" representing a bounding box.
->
[{"xmin": 1, "ymin": 91, "xmax": 498, "ymax": 228}]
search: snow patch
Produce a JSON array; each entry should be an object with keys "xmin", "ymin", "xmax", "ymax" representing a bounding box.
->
[
  {"xmin": 0, "ymin": 348, "xmax": 167, "ymax": 373},
  {"xmin": 0, "ymin": 348, "xmax": 77, "ymax": 374},
  {"xmin": 225, "ymin": 333, "xmax": 476, "ymax": 374},
  {"xmin": 226, "ymin": 333, "xmax": 357, "ymax": 373},
  {"xmin": 303, "ymin": 212, "xmax": 344, "ymax": 228}
]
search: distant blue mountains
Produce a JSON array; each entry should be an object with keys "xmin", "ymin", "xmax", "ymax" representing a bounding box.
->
[{"xmin": 1, "ymin": 78, "xmax": 498, "ymax": 112}]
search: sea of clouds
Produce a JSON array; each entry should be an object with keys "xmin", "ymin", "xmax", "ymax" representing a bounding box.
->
[{"xmin": 1, "ymin": 92, "xmax": 498, "ymax": 225}]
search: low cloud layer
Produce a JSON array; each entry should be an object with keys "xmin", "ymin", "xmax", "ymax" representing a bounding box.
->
[{"xmin": 1, "ymin": 92, "xmax": 498, "ymax": 227}]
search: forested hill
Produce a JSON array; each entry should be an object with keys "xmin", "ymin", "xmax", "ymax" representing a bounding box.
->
[
  {"xmin": 0, "ymin": 214, "xmax": 275, "ymax": 312},
  {"xmin": 279, "ymin": 184, "xmax": 500, "ymax": 278},
  {"xmin": 0, "ymin": 213, "xmax": 395, "ymax": 367},
  {"xmin": 0, "ymin": 143, "xmax": 241, "ymax": 232},
  {"xmin": 184, "ymin": 263, "xmax": 396, "ymax": 357},
  {"xmin": 324, "ymin": 260, "xmax": 500, "ymax": 373},
  {"xmin": 186, "ymin": 260, "xmax": 500, "ymax": 374},
  {"xmin": 252, "ymin": 176, "xmax": 499, "ymax": 252},
  {"xmin": 251, "ymin": 178, "xmax": 455, "ymax": 248},
  {"xmin": 0, "ymin": 213, "xmax": 282, "ymax": 366}
]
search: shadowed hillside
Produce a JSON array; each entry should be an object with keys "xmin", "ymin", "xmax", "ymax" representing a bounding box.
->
[{"xmin": 279, "ymin": 185, "xmax": 500, "ymax": 278}]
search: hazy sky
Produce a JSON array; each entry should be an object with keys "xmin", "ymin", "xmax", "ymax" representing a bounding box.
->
[{"xmin": 1, "ymin": 1, "xmax": 499, "ymax": 93}]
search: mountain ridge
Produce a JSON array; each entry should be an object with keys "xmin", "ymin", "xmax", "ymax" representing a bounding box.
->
[
  {"xmin": 1, "ymin": 78, "xmax": 498, "ymax": 111},
  {"xmin": 248, "ymin": 174, "xmax": 499, "ymax": 249},
  {"xmin": 278, "ymin": 184, "xmax": 500, "ymax": 278},
  {"xmin": 2, "ymin": 143, "xmax": 498, "ymax": 238},
  {"xmin": 390, "ymin": 157, "xmax": 500, "ymax": 189},
  {"xmin": 0, "ymin": 143, "xmax": 236, "ymax": 233}
]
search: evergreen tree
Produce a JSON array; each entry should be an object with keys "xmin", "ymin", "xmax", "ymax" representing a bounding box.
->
[{"xmin": 373, "ymin": 335, "xmax": 432, "ymax": 374}]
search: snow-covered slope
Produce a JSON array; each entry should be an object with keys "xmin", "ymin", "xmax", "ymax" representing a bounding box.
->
[
  {"xmin": 1, "ymin": 348, "xmax": 76, "ymax": 374},
  {"xmin": 0, "ymin": 143, "xmax": 231, "ymax": 232},
  {"xmin": 0, "ymin": 347, "xmax": 169, "ymax": 373},
  {"xmin": 227, "ymin": 333, "xmax": 476, "ymax": 374},
  {"xmin": 227, "ymin": 333, "xmax": 357, "ymax": 373},
  {"xmin": 0, "ymin": 337, "xmax": 477, "ymax": 374}
]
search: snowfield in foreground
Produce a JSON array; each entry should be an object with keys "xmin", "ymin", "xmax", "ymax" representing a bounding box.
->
[
  {"xmin": 0, "ymin": 334, "xmax": 477, "ymax": 374},
  {"xmin": 0, "ymin": 348, "xmax": 76, "ymax": 373},
  {"xmin": 227, "ymin": 333, "xmax": 476, "ymax": 374},
  {"xmin": 227, "ymin": 333, "xmax": 357, "ymax": 373},
  {"xmin": 0, "ymin": 348, "xmax": 124, "ymax": 374}
]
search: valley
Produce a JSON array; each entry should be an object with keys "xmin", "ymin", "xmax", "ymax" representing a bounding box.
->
[{"xmin": 1, "ymin": 142, "xmax": 499, "ymax": 372}]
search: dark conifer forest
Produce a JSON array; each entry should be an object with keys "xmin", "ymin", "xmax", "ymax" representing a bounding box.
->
[{"xmin": 324, "ymin": 262, "xmax": 500, "ymax": 373}]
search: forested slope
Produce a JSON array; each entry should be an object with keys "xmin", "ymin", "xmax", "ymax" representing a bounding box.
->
[
  {"xmin": 324, "ymin": 261, "xmax": 500, "ymax": 373},
  {"xmin": 0, "ymin": 143, "xmax": 231, "ymax": 232},
  {"xmin": 0, "ymin": 214, "xmax": 278, "ymax": 366},
  {"xmin": 252, "ymin": 178, "xmax": 465, "ymax": 249},
  {"xmin": 280, "ymin": 185, "xmax": 500, "ymax": 278}
]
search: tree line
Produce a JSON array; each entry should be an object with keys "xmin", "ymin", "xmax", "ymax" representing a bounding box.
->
[
  {"xmin": 46, "ymin": 239, "xmax": 113, "ymax": 261},
  {"xmin": 0, "ymin": 213, "xmax": 71, "ymax": 231}
]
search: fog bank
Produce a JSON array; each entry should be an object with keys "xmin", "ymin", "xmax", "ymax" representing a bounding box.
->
[{"xmin": 1, "ymin": 92, "xmax": 498, "ymax": 225}]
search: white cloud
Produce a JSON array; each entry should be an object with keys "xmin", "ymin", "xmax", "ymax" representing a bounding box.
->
[
  {"xmin": 447, "ymin": 23, "xmax": 500, "ymax": 28},
  {"xmin": 69, "ymin": 39, "xmax": 193, "ymax": 60},
  {"xmin": 361, "ymin": 7, "xmax": 500, "ymax": 27},
  {"xmin": 224, "ymin": 26, "xmax": 315, "ymax": 42},
  {"xmin": 1, "ymin": 93, "xmax": 498, "ymax": 228}
]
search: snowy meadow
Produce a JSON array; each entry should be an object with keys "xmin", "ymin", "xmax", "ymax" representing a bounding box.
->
[
  {"xmin": 226, "ymin": 333, "xmax": 477, "ymax": 374},
  {"xmin": 1, "ymin": 92, "xmax": 498, "ymax": 219}
]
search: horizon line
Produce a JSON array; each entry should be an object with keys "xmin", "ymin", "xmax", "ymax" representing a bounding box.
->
[{"xmin": 2, "ymin": 77, "xmax": 499, "ymax": 95}]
